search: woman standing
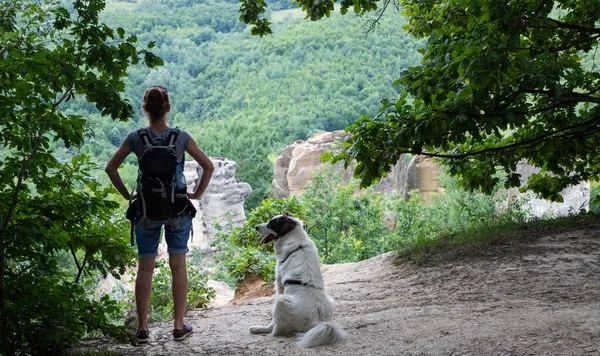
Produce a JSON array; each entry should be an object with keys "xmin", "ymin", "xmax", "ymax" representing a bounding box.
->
[{"xmin": 105, "ymin": 86, "xmax": 214, "ymax": 343}]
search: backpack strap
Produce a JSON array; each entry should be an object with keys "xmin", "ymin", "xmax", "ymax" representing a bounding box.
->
[
  {"xmin": 138, "ymin": 127, "xmax": 180, "ymax": 150},
  {"xmin": 166, "ymin": 127, "xmax": 180, "ymax": 151},
  {"xmin": 138, "ymin": 128, "xmax": 153, "ymax": 149}
]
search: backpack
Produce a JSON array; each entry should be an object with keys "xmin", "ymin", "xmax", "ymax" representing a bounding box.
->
[{"xmin": 134, "ymin": 127, "xmax": 189, "ymax": 221}]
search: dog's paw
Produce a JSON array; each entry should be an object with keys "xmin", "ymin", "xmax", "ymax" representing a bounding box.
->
[{"xmin": 249, "ymin": 325, "xmax": 273, "ymax": 334}]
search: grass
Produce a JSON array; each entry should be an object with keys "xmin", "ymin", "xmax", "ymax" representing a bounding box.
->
[{"xmin": 397, "ymin": 211, "xmax": 600, "ymax": 265}]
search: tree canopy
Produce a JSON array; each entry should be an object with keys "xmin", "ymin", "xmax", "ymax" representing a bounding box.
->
[
  {"xmin": 0, "ymin": 0, "xmax": 160, "ymax": 353},
  {"xmin": 243, "ymin": 0, "xmax": 600, "ymax": 201}
]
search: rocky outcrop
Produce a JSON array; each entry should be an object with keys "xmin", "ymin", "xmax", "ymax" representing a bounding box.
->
[
  {"xmin": 282, "ymin": 131, "xmax": 354, "ymax": 197},
  {"xmin": 188, "ymin": 158, "xmax": 253, "ymax": 248},
  {"xmin": 271, "ymin": 140, "xmax": 303, "ymax": 198},
  {"xmin": 272, "ymin": 131, "xmax": 417, "ymax": 198},
  {"xmin": 406, "ymin": 156, "xmax": 444, "ymax": 203},
  {"xmin": 271, "ymin": 132, "xmax": 589, "ymax": 217},
  {"xmin": 373, "ymin": 156, "xmax": 409, "ymax": 196},
  {"xmin": 157, "ymin": 157, "xmax": 252, "ymax": 256},
  {"xmin": 507, "ymin": 161, "xmax": 590, "ymax": 217}
]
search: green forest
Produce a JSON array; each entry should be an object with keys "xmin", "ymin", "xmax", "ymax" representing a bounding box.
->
[
  {"xmin": 2, "ymin": 0, "xmax": 599, "ymax": 353},
  {"xmin": 67, "ymin": 0, "xmax": 423, "ymax": 208}
]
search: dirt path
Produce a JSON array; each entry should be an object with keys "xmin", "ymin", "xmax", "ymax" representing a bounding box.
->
[{"xmin": 82, "ymin": 221, "xmax": 600, "ymax": 355}]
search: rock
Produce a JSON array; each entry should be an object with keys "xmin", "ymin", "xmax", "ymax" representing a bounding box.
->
[
  {"xmin": 286, "ymin": 130, "xmax": 353, "ymax": 197},
  {"xmin": 187, "ymin": 158, "xmax": 253, "ymax": 249},
  {"xmin": 272, "ymin": 130, "xmax": 409, "ymax": 197},
  {"xmin": 207, "ymin": 280, "xmax": 235, "ymax": 308},
  {"xmin": 406, "ymin": 155, "xmax": 444, "ymax": 202},
  {"xmin": 507, "ymin": 161, "xmax": 590, "ymax": 217},
  {"xmin": 374, "ymin": 155, "xmax": 409, "ymax": 197},
  {"xmin": 271, "ymin": 141, "xmax": 303, "ymax": 198}
]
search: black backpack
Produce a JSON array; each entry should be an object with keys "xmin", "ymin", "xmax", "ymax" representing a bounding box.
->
[
  {"xmin": 134, "ymin": 127, "xmax": 189, "ymax": 221},
  {"xmin": 126, "ymin": 127, "xmax": 197, "ymax": 246}
]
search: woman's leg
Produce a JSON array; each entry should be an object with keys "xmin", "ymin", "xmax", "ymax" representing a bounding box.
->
[
  {"xmin": 136, "ymin": 256, "xmax": 156, "ymax": 332},
  {"xmin": 169, "ymin": 253, "xmax": 188, "ymax": 330},
  {"xmin": 134, "ymin": 219, "xmax": 162, "ymax": 333},
  {"xmin": 164, "ymin": 214, "xmax": 192, "ymax": 330}
]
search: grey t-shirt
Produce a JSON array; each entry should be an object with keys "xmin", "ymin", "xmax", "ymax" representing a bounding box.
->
[{"xmin": 127, "ymin": 127, "xmax": 191, "ymax": 161}]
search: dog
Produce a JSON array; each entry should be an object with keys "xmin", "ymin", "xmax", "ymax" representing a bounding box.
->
[{"xmin": 249, "ymin": 213, "xmax": 347, "ymax": 348}]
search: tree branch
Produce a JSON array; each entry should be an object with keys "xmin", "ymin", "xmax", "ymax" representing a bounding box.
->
[
  {"xmin": 410, "ymin": 117, "xmax": 599, "ymax": 159},
  {"xmin": 68, "ymin": 241, "xmax": 83, "ymax": 284},
  {"xmin": 363, "ymin": 0, "xmax": 392, "ymax": 36},
  {"xmin": 531, "ymin": 34, "xmax": 600, "ymax": 54},
  {"xmin": 545, "ymin": 17, "xmax": 600, "ymax": 34}
]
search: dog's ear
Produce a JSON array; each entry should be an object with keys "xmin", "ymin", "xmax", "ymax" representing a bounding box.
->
[{"xmin": 269, "ymin": 214, "xmax": 296, "ymax": 237}]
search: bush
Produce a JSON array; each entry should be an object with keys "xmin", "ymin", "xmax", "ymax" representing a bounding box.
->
[
  {"xmin": 209, "ymin": 196, "xmax": 306, "ymax": 287},
  {"xmin": 207, "ymin": 165, "xmax": 532, "ymax": 284},
  {"xmin": 300, "ymin": 165, "xmax": 389, "ymax": 263},
  {"xmin": 125, "ymin": 259, "xmax": 215, "ymax": 322}
]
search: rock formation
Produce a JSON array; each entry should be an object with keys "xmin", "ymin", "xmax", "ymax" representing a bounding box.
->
[
  {"xmin": 188, "ymin": 158, "xmax": 253, "ymax": 248},
  {"xmin": 278, "ymin": 131, "xmax": 354, "ymax": 197},
  {"xmin": 406, "ymin": 156, "xmax": 444, "ymax": 203},
  {"xmin": 157, "ymin": 157, "xmax": 252, "ymax": 256},
  {"xmin": 271, "ymin": 131, "xmax": 590, "ymax": 217},
  {"xmin": 271, "ymin": 130, "xmax": 430, "ymax": 199},
  {"xmin": 506, "ymin": 161, "xmax": 590, "ymax": 217},
  {"xmin": 271, "ymin": 140, "xmax": 303, "ymax": 198}
]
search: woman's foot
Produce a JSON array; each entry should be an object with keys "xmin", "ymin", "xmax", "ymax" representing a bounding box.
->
[
  {"xmin": 135, "ymin": 329, "xmax": 150, "ymax": 344},
  {"xmin": 173, "ymin": 322, "xmax": 193, "ymax": 341}
]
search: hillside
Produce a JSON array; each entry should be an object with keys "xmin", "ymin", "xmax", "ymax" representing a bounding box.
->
[
  {"xmin": 72, "ymin": 0, "xmax": 423, "ymax": 208},
  {"xmin": 78, "ymin": 219, "xmax": 600, "ymax": 355}
]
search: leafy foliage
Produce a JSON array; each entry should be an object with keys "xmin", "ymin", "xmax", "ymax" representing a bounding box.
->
[
  {"xmin": 210, "ymin": 164, "xmax": 531, "ymax": 286},
  {"xmin": 125, "ymin": 260, "xmax": 215, "ymax": 322},
  {"xmin": 0, "ymin": 0, "xmax": 159, "ymax": 353},
  {"xmin": 210, "ymin": 197, "xmax": 306, "ymax": 286},
  {"xmin": 300, "ymin": 164, "xmax": 390, "ymax": 263},
  {"xmin": 325, "ymin": 1, "xmax": 600, "ymax": 201}
]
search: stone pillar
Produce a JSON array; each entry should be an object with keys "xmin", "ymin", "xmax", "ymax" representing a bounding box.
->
[
  {"xmin": 157, "ymin": 157, "xmax": 252, "ymax": 256},
  {"xmin": 406, "ymin": 155, "xmax": 444, "ymax": 203},
  {"xmin": 271, "ymin": 141, "xmax": 303, "ymax": 198},
  {"xmin": 271, "ymin": 131, "xmax": 410, "ymax": 198},
  {"xmin": 375, "ymin": 154, "xmax": 409, "ymax": 198}
]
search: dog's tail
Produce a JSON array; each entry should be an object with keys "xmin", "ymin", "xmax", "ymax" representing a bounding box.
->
[{"xmin": 296, "ymin": 321, "xmax": 347, "ymax": 348}]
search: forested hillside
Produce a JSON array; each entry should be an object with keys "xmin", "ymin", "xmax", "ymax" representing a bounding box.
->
[{"xmin": 66, "ymin": 0, "xmax": 423, "ymax": 207}]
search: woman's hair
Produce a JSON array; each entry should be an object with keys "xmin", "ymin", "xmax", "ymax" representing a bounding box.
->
[{"xmin": 142, "ymin": 85, "xmax": 170, "ymax": 121}]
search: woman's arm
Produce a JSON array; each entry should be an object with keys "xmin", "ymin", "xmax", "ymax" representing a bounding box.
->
[
  {"xmin": 105, "ymin": 137, "xmax": 133, "ymax": 201},
  {"xmin": 185, "ymin": 137, "xmax": 214, "ymax": 200}
]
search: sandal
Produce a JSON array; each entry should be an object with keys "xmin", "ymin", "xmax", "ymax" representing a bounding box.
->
[
  {"xmin": 135, "ymin": 329, "xmax": 149, "ymax": 344},
  {"xmin": 173, "ymin": 322, "xmax": 193, "ymax": 341}
]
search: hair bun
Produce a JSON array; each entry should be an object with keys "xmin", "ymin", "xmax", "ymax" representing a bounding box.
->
[{"xmin": 142, "ymin": 86, "xmax": 170, "ymax": 121}]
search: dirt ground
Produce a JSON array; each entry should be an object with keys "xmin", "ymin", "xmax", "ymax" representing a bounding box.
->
[{"xmin": 80, "ymin": 220, "xmax": 600, "ymax": 355}]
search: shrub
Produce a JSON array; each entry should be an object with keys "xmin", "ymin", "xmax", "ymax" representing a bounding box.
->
[
  {"xmin": 209, "ymin": 196, "xmax": 306, "ymax": 287},
  {"xmin": 300, "ymin": 164, "xmax": 389, "ymax": 263},
  {"xmin": 125, "ymin": 259, "xmax": 215, "ymax": 322}
]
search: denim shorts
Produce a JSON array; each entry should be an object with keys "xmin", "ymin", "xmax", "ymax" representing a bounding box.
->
[{"xmin": 134, "ymin": 213, "xmax": 192, "ymax": 259}]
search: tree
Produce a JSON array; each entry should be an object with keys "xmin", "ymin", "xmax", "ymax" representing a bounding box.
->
[
  {"xmin": 0, "ymin": 0, "xmax": 161, "ymax": 353},
  {"xmin": 242, "ymin": 0, "xmax": 600, "ymax": 201}
]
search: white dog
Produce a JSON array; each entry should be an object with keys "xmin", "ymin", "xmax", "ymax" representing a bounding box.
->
[{"xmin": 249, "ymin": 214, "xmax": 347, "ymax": 348}]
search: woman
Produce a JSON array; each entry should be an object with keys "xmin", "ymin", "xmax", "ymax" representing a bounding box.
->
[{"xmin": 105, "ymin": 86, "xmax": 214, "ymax": 343}]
